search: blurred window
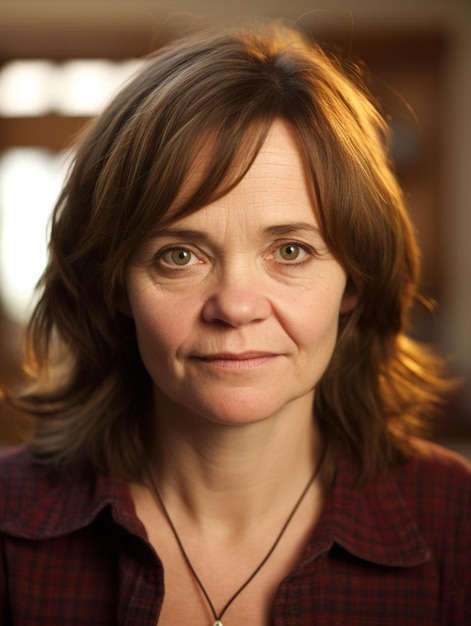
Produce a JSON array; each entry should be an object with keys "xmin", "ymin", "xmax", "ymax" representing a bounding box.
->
[
  {"xmin": 0, "ymin": 58, "xmax": 141, "ymax": 322},
  {"xmin": 0, "ymin": 59, "xmax": 142, "ymax": 116},
  {"xmin": 0, "ymin": 148, "xmax": 72, "ymax": 321}
]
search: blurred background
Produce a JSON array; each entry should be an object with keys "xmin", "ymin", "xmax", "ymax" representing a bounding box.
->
[{"xmin": 0, "ymin": 0, "xmax": 470, "ymax": 456}]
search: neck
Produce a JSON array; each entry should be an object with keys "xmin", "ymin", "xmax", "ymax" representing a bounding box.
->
[{"xmin": 146, "ymin": 393, "xmax": 323, "ymax": 529}]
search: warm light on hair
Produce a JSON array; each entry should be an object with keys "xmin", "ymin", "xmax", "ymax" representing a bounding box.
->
[{"xmin": 5, "ymin": 23, "xmax": 451, "ymax": 480}]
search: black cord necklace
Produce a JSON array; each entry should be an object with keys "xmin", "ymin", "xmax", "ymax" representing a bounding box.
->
[{"xmin": 146, "ymin": 447, "xmax": 326, "ymax": 626}]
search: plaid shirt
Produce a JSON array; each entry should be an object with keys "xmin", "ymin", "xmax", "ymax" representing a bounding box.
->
[{"xmin": 1, "ymin": 441, "xmax": 470, "ymax": 625}]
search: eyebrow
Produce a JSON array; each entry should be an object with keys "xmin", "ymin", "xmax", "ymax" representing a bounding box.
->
[
  {"xmin": 262, "ymin": 222, "xmax": 321, "ymax": 237},
  {"xmin": 150, "ymin": 229, "xmax": 213, "ymax": 244}
]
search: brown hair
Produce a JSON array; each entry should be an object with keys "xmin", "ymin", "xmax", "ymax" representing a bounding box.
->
[{"xmin": 7, "ymin": 22, "xmax": 449, "ymax": 480}]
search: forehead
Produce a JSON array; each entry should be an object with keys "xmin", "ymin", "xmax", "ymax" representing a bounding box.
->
[
  {"xmin": 165, "ymin": 119, "xmax": 317, "ymax": 225},
  {"xmin": 160, "ymin": 120, "xmax": 320, "ymax": 235}
]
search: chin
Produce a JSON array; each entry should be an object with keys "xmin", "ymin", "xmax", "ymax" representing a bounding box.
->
[{"xmin": 179, "ymin": 388, "xmax": 310, "ymax": 429}]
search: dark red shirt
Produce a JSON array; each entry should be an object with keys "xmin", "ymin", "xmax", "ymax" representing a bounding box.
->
[{"xmin": 1, "ymin": 441, "xmax": 470, "ymax": 625}]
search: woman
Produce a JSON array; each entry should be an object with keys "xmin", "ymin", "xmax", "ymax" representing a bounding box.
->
[{"xmin": 1, "ymin": 22, "xmax": 470, "ymax": 625}]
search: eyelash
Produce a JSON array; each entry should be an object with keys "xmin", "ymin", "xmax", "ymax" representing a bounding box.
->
[{"xmin": 154, "ymin": 241, "xmax": 315, "ymax": 270}]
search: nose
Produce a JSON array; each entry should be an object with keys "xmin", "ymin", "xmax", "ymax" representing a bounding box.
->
[{"xmin": 202, "ymin": 274, "xmax": 272, "ymax": 327}]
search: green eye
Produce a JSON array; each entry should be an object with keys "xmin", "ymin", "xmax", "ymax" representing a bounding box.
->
[
  {"xmin": 279, "ymin": 244, "xmax": 301, "ymax": 260},
  {"xmin": 169, "ymin": 249, "xmax": 193, "ymax": 265}
]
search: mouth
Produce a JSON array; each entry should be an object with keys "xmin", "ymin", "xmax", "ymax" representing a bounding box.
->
[{"xmin": 193, "ymin": 352, "xmax": 279, "ymax": 370}]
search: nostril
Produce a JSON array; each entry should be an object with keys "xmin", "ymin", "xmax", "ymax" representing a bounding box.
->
[{"xmin": 202, "ymin": 288, "xmax": 271, "ymax": 327}]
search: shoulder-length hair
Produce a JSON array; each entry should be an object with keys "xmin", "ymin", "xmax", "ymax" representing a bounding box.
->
[{"xmin": 7, "ymin": 22, "xmax": 449, "ymax": 480}]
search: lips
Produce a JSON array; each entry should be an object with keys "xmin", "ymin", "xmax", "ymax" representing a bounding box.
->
[
  {"xmin": 196, "ymin": 351, "xmax": 276, "ymax": 360},
  {"xmin": 192, "ymin": 351, "xmax": 278, "ymax": 370}
]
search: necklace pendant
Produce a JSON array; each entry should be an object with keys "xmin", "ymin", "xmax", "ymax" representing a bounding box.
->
[{"xmin": 213, "ymin": 622, "xmax": 224, "ymax": 626}]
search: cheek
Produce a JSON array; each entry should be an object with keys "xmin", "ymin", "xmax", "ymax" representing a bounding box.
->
[
  {"xmin": 300, "ymin": 311, "xmax": 340, "ymax": 357},
  {"xmin": 283, "ymin": 281, "xmax": 346, "ymax": 345},
  {"xmin": 133, "ymin": 314, "xmax": 182, "ymax": 391},
  {"xmin": 130, "ymin": 292, "xmax": 196, "ymax": 366}
]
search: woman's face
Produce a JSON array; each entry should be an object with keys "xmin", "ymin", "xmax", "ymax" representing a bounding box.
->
[{"xmin": 125, "ymin": 120, "xmax": 356, "ymax": 428}]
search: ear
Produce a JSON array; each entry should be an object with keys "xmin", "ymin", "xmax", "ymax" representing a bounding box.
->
[{"xmin": 340, "ymin": 282, "xmax": 359, "ymax": 314}]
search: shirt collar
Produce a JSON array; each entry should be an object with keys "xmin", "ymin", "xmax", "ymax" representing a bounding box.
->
[
  {"xmin": 0, "ymin": 448, "xmax": 146, "ymax": 541},
  {"xmin": 1, "ymin": 448, "xmax": 431, "ymax": 569},
  {"xmin": 300, "ymin": 453, "xmax": 430, "ymax": 569}
]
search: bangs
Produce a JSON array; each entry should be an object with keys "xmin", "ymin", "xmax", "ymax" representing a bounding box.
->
[{"xmin": 145, "ymin": 117, "xmax": 275, "ymax": 229}]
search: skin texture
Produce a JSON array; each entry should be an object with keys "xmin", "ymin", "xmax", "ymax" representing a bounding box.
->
[
  {"xmin": 125, "ymin": 120, "xmax": 355, "ymax": 435},
  {"xmin": 125, "ymin": 120, "xmax": 357, "ymax": 625}
]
